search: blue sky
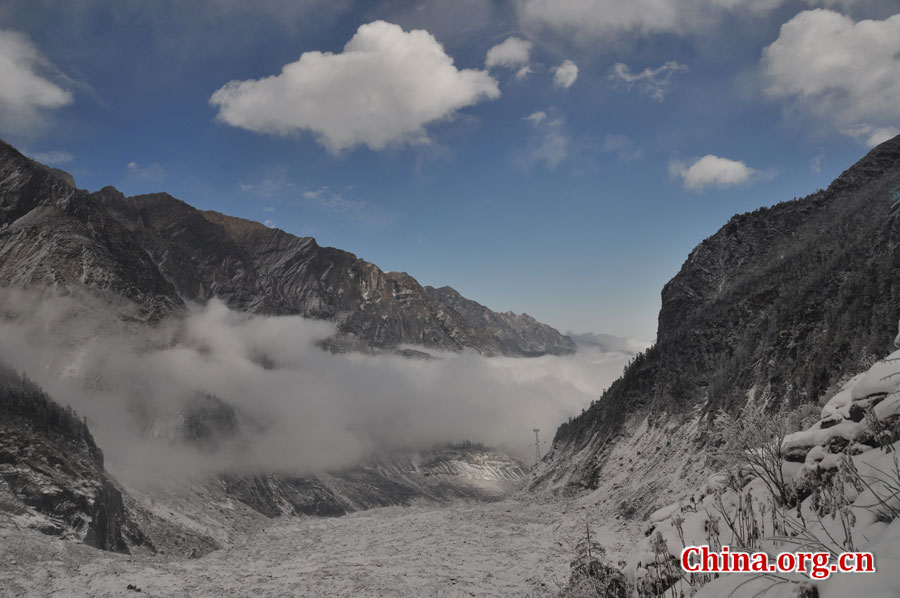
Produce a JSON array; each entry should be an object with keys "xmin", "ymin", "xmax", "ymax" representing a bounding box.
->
[{"xmin": 1, "ymin": 0, "xmax": 899, "ymax": 340}]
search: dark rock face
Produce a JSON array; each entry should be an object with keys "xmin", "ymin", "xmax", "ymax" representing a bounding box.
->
[
  {"xmin": 425, "ymin": 286, "xmax": 577, "ymax": 356},
  {"xmin": 0, "ymin": 147, "xmax": 182, "ymax": 322},
  {"xmin": 83, "ymin": 480, "xmax": 129, "ymax": 551},
  {"xmin": 0, "ymin": 362, "xmax": 143, "ymax": 552},
  {"xmin": 0, "ymin": 138, "xmax": 573, "ymax": 356},
  {"xmin": 219, "ymin": 474, "xmax": 362, "ymax": 518},
  {"xmin": 540, "ymin": 134, "xmax": 900, "ymax": 490},
  {"xmin": 179, "ymin": 393, "xmax": 240, "ymax": 451},
  {"xmin": 219, "ymin": 446, "xmax": 527, "ymax": 518}
]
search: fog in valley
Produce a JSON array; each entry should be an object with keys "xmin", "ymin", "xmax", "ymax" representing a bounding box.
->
[{"xmin": 0, "ymin": 288, "xmax": 632, "ymax": 485}]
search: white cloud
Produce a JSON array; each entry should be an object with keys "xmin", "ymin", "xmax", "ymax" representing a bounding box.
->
[
  {"xmin": 514, "ymin": 0, "xmax": 793, "ymax": 41},
  {"xmin": 28, "ymin": 150, "xmax": 73, "ymax": 165},
  {"xmin": 864, "ymin": 127, "xmax": 900, "ymax": 147},
  {"xmin": 840, "ymin": 124, "xmax": 900, "ymax": 148},
  {"xmin": 520, "ymin": 110, "xmax": 568, "ymax": 169},
  {"xmin": 609, "ymin": 61, "xmax": 688, "ymax": 101},
  {"xmin": 514, "ymin": 0, "xmax": 872, "ymax": 42},
  {"xmin": 485, "ymin": 37, "xmax": 533, "ymax": 69},
  {"xmin": 515, "ymin": 66, "xmax": 533, "ymax": 80},
  {"xmin": 601, "ymin": 135, "xmax": 643, "ymax": 162},
  {"xmin": 0, "ymin": 291, "xmax": 633, "ymax": 479},
  {"xmin": 0, "ymin": 30, "xmax": 72, "ymax": 135},
  {"xmin": 262, "ymin": 206, "xmax": 276, "ymax": 213},
  {"xmin": 551, "ymin": 59, "xmax": 578, "ymax": 89},
  {"xmin": 761, "ymin": 10, "xmax": 900, "ymax": 147},
  {"xmin": 376, "ymin": 0, "xmax": 496, "ymax": 46},
  {"xmin": 126, "ymin": 161, "xmax": 166, "ymax": 182},
  {"xmin": 210, "ymin": 20, "xmax": 500, "ymax": 153},
  {"xmin": 669, "ymin": 154, "xmax": 761, "ymax": 191},
  {"xmin": 264, "ymin": 219, "xmax": 276, "ymax": 228}
]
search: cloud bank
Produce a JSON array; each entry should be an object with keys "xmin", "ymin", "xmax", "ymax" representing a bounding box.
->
[
  {"xmin": 762, "ymin": 10, "xmax": 900, "ymax": 147},
  {"xmin": 209, "ymin": 20, "xmax": 500, "ymax": 153},
  {"xmin": 0, "ymin": 290, "xmax": 629, "ymax": 484}
]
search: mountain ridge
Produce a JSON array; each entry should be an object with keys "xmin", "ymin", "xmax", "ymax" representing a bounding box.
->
[
  {"xmin": 0, "ymin": 138, "xmax": 573, "ymax": 357},
  {"xmin": 534, "ymin": 133, "xmax": 900, "ymax": 496}
]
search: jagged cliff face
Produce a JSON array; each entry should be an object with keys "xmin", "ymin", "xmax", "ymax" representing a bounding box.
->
[
  {"xmin": 0, "ymin": 152, "xmax": 181, "ymax": 321},
  {"xmin": 536, "ymin": 134, "xmax": 900, "ymax": 493},
  {"xmin": 425, "ymin": 285, "xmax": 577, "ymax": 356},
  {"xmin": 0, "ymin": 363, "xmax": 144, "ymax": 553},
  {"xmin": 0, "ymin": 138, "xmax": 573, "ymax": 356}
]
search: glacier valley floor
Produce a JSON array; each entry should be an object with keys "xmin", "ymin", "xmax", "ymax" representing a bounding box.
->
[{"xmin": 0, "ymin": 497, "xmax": 639, "ymax": 598}]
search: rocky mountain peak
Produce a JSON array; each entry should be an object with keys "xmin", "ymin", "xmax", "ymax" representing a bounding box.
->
[{"xmin": 0, "ymin": 137, "xmax": 574, "ymax": 357}]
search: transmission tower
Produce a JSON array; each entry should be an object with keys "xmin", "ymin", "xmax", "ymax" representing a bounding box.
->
[{"xmin": 533, "ymin": 428, "xmax": 542, "ymax": 464}]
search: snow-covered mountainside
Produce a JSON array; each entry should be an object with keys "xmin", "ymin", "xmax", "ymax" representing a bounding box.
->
[
  {"xmin": 0, "ymin": 361, "xmax": 187, "ymax": 556},
  {"xmin": 620, "ymin": 347, "xmax": 900, "ymax": 598},
  {"xmin": 0, "ymin": 137, "xmax": 574, "ymax": 357},
  {"xmin": 215, "ymin": 446, "xmax": 527, "ymax": 519},
  {"xmin": 0, "ymin": 357, "xmax": 527, "ymax": 551},
  {"xmin": 425, "ymin": 286, "xmax": 577, "ymax": 356},
  {"xmin": 536, "ymin": 134, "xmax": 900, "ymax": 504}
]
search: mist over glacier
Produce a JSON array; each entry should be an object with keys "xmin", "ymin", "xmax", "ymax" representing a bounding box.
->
[{"xmin": 0, "ymin": 289, "xmax": 630, "ymax": 484}]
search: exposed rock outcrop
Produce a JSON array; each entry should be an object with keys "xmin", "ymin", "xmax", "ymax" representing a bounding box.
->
[
  {"xmin": 0, "ymin": 138, "xmax": 573, "ymax": 356},
  {"xmin": 220, "ymin": 445, "xmax": 528, "ymax": 518},
  {"xmin": 0, "ymin": 362, "xmax": 143, "ymax": 552},
  {"xmin": 537, "ymin": 134, "xmax": 900, "ymax": 493}
]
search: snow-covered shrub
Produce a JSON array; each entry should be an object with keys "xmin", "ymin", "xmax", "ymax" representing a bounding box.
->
[
  {"xmin": 622, "ymin": 349, "xmax": 900, "ymax": 598},
  {"xmin": 712, "ymin": 403, "xmax": 796, "ymax": 506},
  {"xmin": 558, "ymin": 521, "xmax": 630, "ymax": 598}
]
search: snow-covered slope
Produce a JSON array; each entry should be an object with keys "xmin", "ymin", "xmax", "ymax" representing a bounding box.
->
[
  {"xmin": 539, "ymin": 134, "xmax": 900, "ymax": 501},
  {"xmin": 620, "ymin": 349, "xmax": 900, "ymax": 597},
  {"xmin": 214, "ymin": 446, "xmax": 528, "ymax": 519},
  {"xmin": 0, "ymin": 497, "xmax": 627, "ymax": 598}
]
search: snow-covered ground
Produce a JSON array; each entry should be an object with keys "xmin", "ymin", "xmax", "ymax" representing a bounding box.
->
[
  {"xmin": 0, "ymin": 497, "xmax": 640, "ymax": 598},
  {"xmin": 623, "ymin": 349, "xmax": 900, "ymax": 598}
]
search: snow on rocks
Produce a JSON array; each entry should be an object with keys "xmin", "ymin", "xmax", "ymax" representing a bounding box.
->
[
  {"xmin": 820, "ymin": 374, "xmax": 864, "ymax": 420},
  {"xmin": 851, "ymin": 349, "xmax": 900, "ymax": 401},
  {"xmin": 621, "ymin": 351, "xmax": 900, "ymax": 598},
  {"xmin": 0, "ymin": 498, "xmax": 585, "ymax": 598},
  {"xmin": 783, "ymin": 354, "xmax": 900, "ymax": 473}
]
